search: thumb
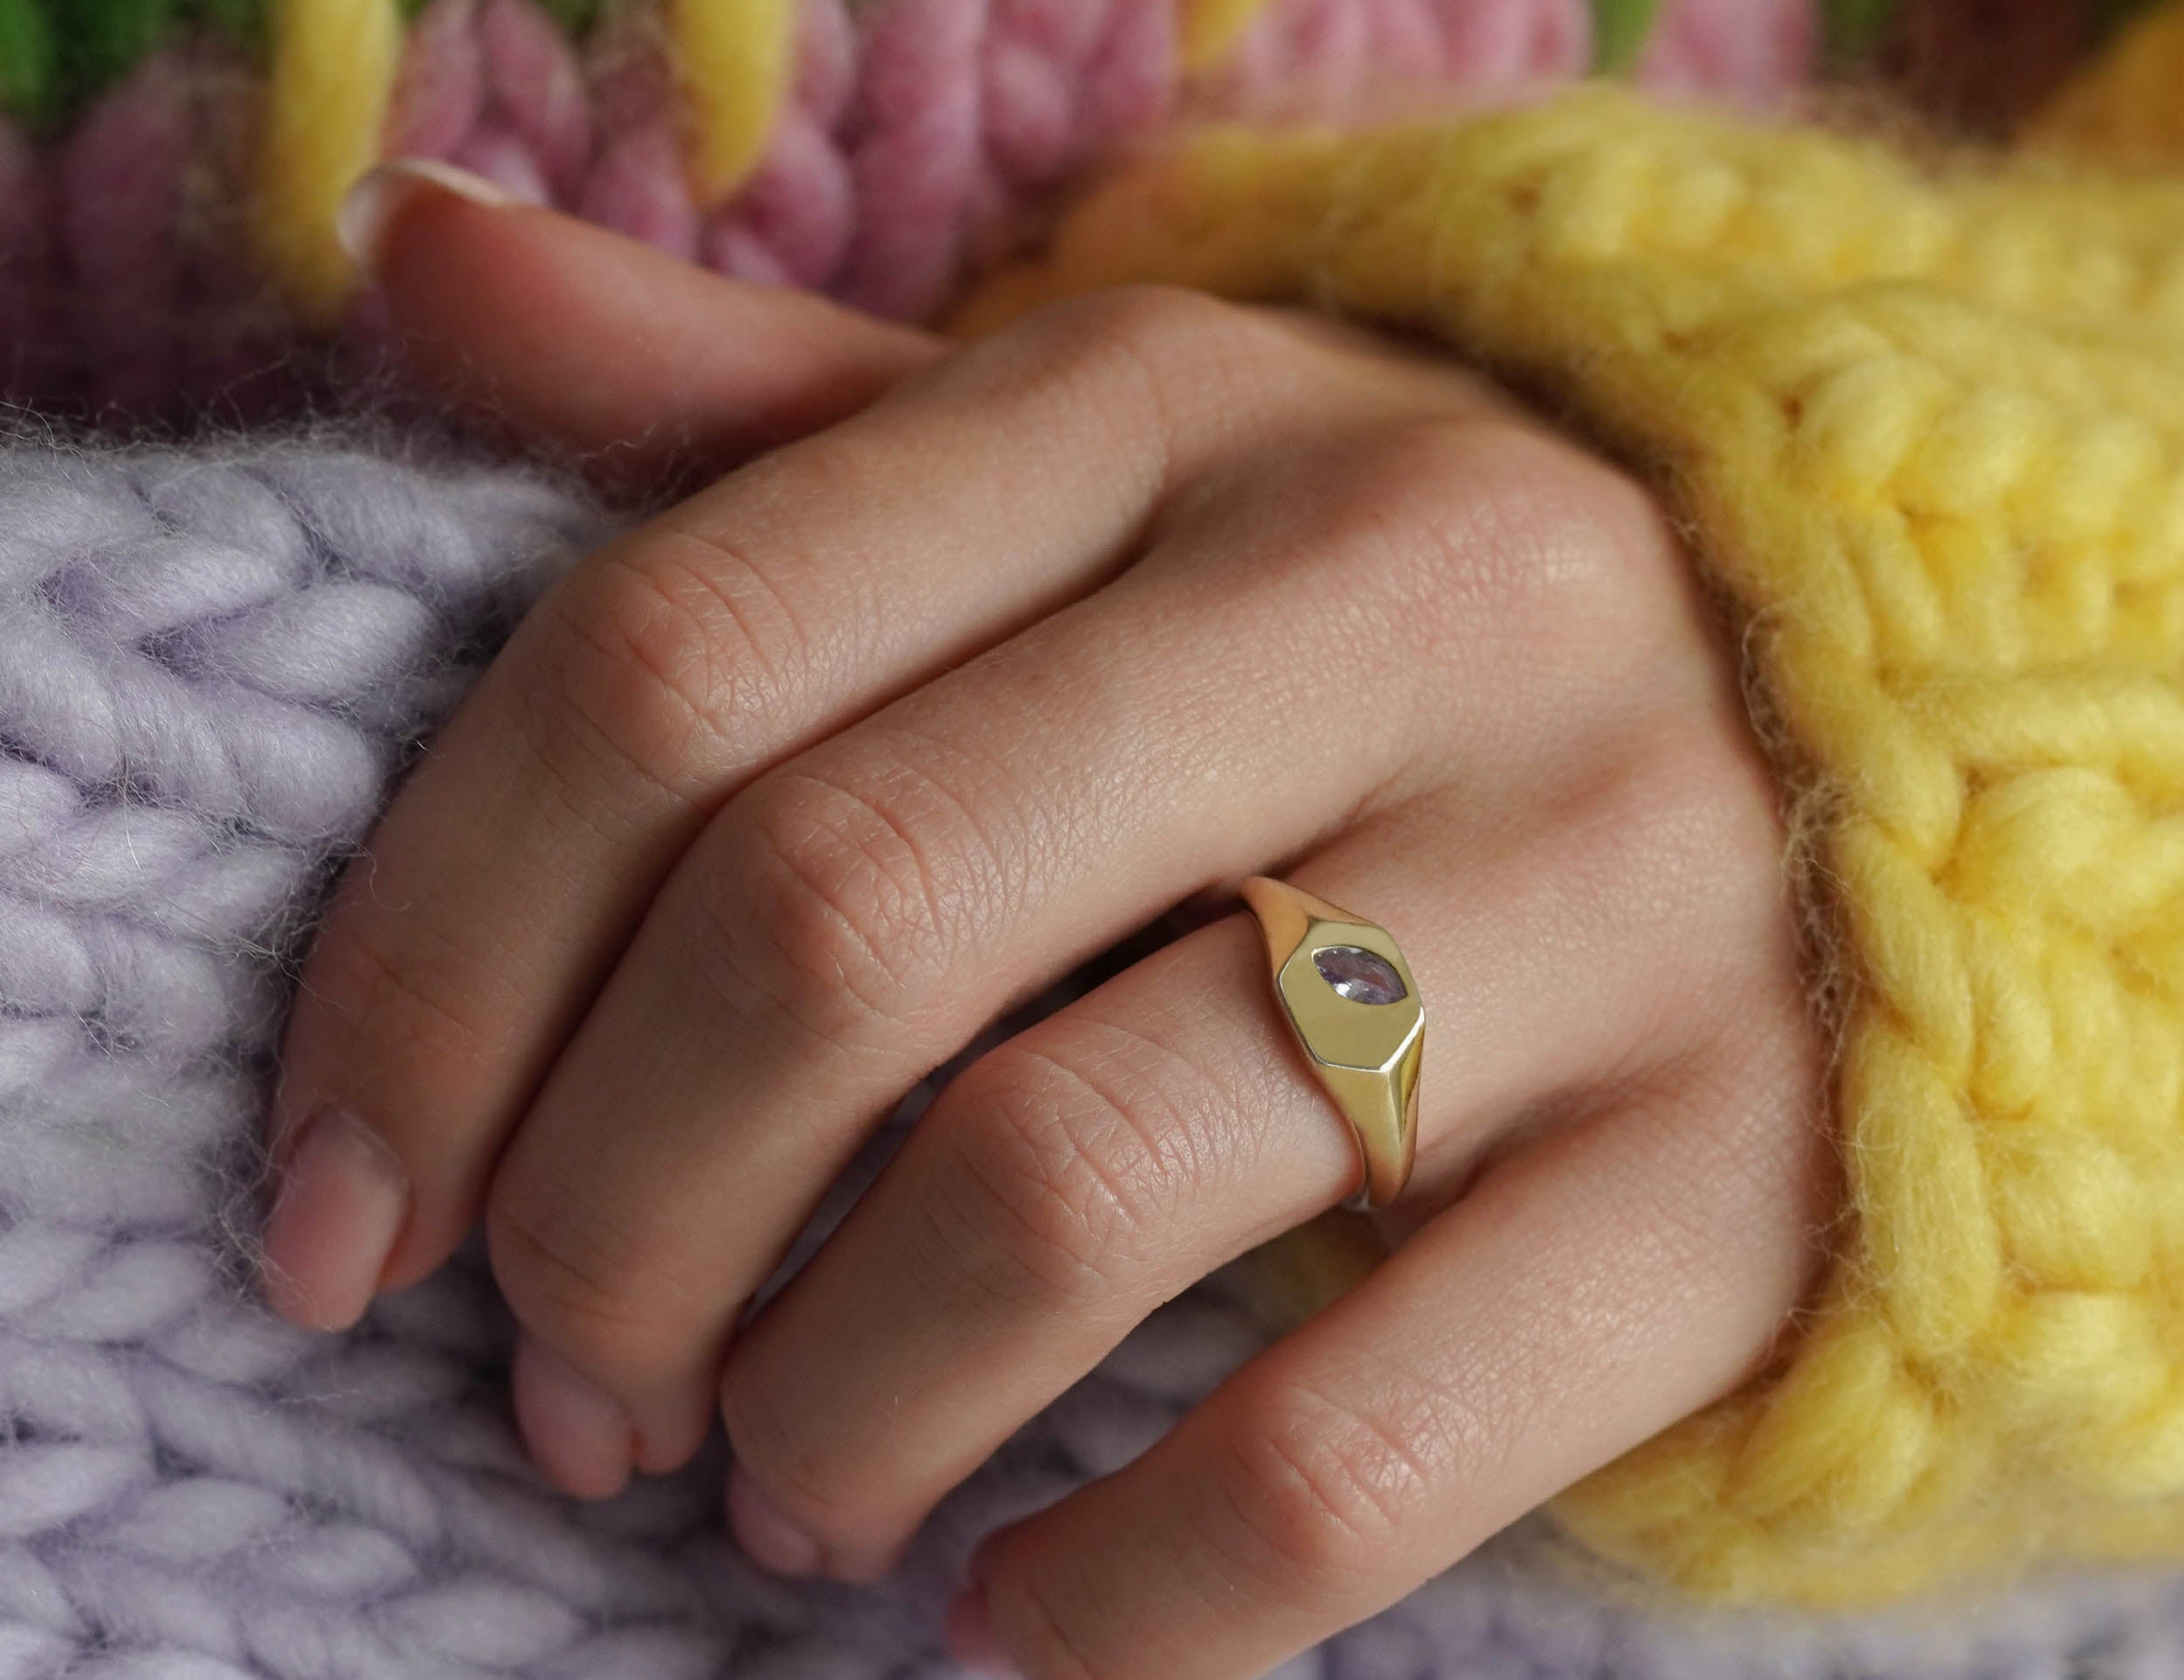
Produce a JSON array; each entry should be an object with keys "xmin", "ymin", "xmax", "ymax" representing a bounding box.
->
[{"xmin": 340, "ymin": 161, "xmax": 943, "ymax": 482}]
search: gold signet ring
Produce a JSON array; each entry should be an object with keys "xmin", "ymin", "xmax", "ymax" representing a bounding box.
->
[{"xmin": 1241, "ymin": 876, "xmax": 1423, "ymax": 1210}]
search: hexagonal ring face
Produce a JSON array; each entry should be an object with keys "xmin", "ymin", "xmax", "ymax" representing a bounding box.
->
[{"xmin": 1241, "ymin": 878, "xmax": 1424, "ymax": 1210}]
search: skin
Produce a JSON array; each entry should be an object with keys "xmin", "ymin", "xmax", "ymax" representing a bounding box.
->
[{"xmin": 262, "ymin": 165, "xmax": 1837, "ymax": 1679}]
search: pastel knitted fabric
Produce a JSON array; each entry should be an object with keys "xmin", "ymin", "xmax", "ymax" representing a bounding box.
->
[
  {"xmin": 10, "ymin": 431, "xmax": 2184, "ymax": 1680},
  {"xmin": 0, "ymin": 0, "xmax": 1856, "ymax": 418},
  {"xmin": 961, "ymin": 80, "xmax": 2184, "ymax": 1608},
  {"xmin": 10, "ymin": 1, "xmax": 2184, "ymax": 1676}
]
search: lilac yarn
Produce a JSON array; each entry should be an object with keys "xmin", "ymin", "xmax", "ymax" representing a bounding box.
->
[{"xmin": 6, "ymin": 432, "xmax": 2184, "ymax": 1677}]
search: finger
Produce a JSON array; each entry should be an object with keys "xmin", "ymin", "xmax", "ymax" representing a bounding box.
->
[
  {"xmin": 267, "ymin": 294, "xmax": 1480, "ymax": 1341},
  {"xmin": 482, "ymin": 405, "xmax": 1594, "ymax": 1491},
  {"xmin": 957, "ymin": 976, "xmax": 1830, "ymax": 1680},
  {"xmin": 708, "ymin": 709, "xmax": 1788, "ymax": 1579},
  {"xmin": 344, "ymin": 160, "xmax": 939, "ymax": 481}
]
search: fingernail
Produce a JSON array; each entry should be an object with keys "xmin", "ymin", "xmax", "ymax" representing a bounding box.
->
[
  {"xmin": 259, "ymin": 1104, "xmax": 408, "ymax": 1331},
  {"xmin": 512, "ymin": 1334, "xmax": 634, "ymax": 1500},
  {"xmin": 337, "ymin": 158, "xmax": 514, "ymax": 274},
  {"xmin": 728, "ymin": 1469, "xmax": 824, "ymax": 1578},
  {"xmin": 944, "ymin": 1578, "xmax": 1019, "ymax": 1677}
]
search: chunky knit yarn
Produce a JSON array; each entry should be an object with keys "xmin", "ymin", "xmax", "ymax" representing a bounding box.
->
[
  {"xmin": 0, "ymin": 0, "xmax": 1883, "ymax": 419},
  {"xmin": 9, "ymin": 0, "xmax": 2184, "ymax": 1674},
  {"xmin": 962, "ymin": 77, "xmax": 2184, "ymax": 1607},
  {"xmin": 11, "ymin": 430, "xmax": 2184, "ymax": 1680}
]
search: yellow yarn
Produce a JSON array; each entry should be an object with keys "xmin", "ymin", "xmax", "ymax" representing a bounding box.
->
[
  {"xmin": 964, "ymin": 90, "xmax": 2184, "ymax": 1606},
  {"xmin": 252, "ymin": 0, "xmax": 403, "ymax": 322},
  {"xmin": 2034, "ymin": 1, "xmax": 2184, "ymax": 160},
  {"xmin": 1178, "ymin": 0, "xmax": 1276, "ymax": 73},
  {"xmin": 668, "ymin": 0, "xmax": 796, "ymax": 206}
]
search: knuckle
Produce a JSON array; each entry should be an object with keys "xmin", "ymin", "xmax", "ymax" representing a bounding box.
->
[
  {"xmin": 1004, "ymin": 285, "xmax": 1288, "ymax": 460},
  {"xmin": 1591, "ymin": 726, "xmax": 1787, "ymax": 946},
  {"xmin": 1213, "ymin": 1375, "xmax": 1480, "ymax": 1594},
  {"xmin": 484, "ymin": 1170, "xmax": 665, "ymax": 1377},
  {"xmin": 1026, "ymin": 283, "xmax": 1250, "ymax": 366},
  {"xmin": 929, "ymin": 1036, "xmax": 1191, "ymax": 1310},
  {"xmin": 1329, "ymin": 416, "xmax": 1678, "ymax": 658},
  {"xmin": 700, "ymin": 757, "xmax": 993, "ymax": 1053},
  {"xmin": 522, "ymin": 532, "xmax": 805, "ymax": 804}
]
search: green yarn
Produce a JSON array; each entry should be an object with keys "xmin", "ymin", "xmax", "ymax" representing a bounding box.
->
[
  {"xmin": 189, "ymin": 0, "xmax": 266, "ymax": 50},
  {"xmin": 0, "ymin": 0, "xmax": 279, "ymax": 126},
  {"xmin": 3, "ymin": 0, "xmax": 614, "ymax": 125},
  {"xmin": 402, "ymin": 0, "xmax": 601, "ymax": 33},
  {"xmin": 0, "ymin": 0, "xmax": 56, "ymax": 124},
  {"xmin": 59, "ymin": 0, "xmax": 174, "ymax": 102},
  {"xmin": 1588, "ymin": 0, "xmax": 1657, "ymax": 73}
]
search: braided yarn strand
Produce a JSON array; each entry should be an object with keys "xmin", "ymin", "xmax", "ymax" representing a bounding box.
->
[{"xmin": 960, "ymin": 83, "xmax": 2184, "ymax": 1607}]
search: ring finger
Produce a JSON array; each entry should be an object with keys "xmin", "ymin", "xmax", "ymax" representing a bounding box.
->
[
  {"xmin": 710, "ymin": 721, "xmax": 1792, "ymax": 1581},
  {"xmin": 964, "ymin": 970, "xmax": 1828, "ymax": 1680},
  {"xmin": 266, "ymin": 280, "xmax": 1482, "ymax": 1336},
  {"xmin": 480, "ymin": 412, "xmax": 1620, "ymax": 1490}
]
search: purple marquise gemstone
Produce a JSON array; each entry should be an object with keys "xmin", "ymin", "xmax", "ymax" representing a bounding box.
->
[{"xmin": 1312, "ymin": 945, "xmax": 1406, "ymax": 1006}]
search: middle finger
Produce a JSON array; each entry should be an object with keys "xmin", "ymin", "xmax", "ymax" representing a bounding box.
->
[
  {"xmin": 482, "ymin": 409, "xmax": 1616, "ymax": 1491},
  {"xmin": 270, "ymin": 287, "xmax": 1467, "ymax": 1338},
  {"xmin": 712, "ymin": 718, "xmax": 1783, "ymax": 1580}
]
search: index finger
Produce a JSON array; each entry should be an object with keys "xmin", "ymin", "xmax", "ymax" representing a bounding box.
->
[{"xmin": 349, "ymin": 162, "xmax": 939, "ymax": 484}]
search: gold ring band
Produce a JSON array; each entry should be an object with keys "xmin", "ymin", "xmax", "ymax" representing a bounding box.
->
[{"xmin": 1241, "ymin": 876, "xmax": 1423, "ymax": 1210}]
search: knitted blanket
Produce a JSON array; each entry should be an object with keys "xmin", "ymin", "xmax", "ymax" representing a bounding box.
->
[
  {"xmin": 6, "ymin": 430, "xmax": 2184, "ymax": 1680},
  {"xmin": 10, "ymin": 0, "xmax": 2184, "ymax": 1675}
]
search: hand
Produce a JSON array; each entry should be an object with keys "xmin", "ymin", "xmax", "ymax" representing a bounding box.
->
[{"xmin": 265, "ymin": 165, "xmax": 1835, "ymax": 1680}]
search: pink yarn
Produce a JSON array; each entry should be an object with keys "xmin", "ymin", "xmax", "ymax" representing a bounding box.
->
[
  {"xmin": 59, "ymin": 59, "xmax": 193, "ymax": 416},
  {"xmin": 1636, "ymin": 0, "xmax": 1817, "ymax": 107},
  {"xmin": 696, "ymin": 0, "xmax": 861, "ymax": 288},
  {"xmin": 1434, "ymin": 0, "xmax": 1593, "ymax": 86},
  {"xmin": 57, "ymin": 51, "xmax": 298, "ymax": 420},
  {"xmin": 384, "ymin": 0, "xmax": 490, "ymax": 163},
  {"xmin": 833, "ymin": 0, "xmax": 997, "ymax": 317},
  {"xmin": 52, "ymin": 53, "xmax": 291, "ymax": 418},
  {"xmin": 381, "ymin": 0, "xmax": 1815, "ymax": 321},
  {"xmin": 702, "ymin": 108, "xmax": 856, "ymax": 288},
  {"xmin": 387, "ymin": 0, "xmax": 592, "ymax": 205},
  {"xmin": 0, "ymin": 0, "xmax": 1836, "ymax": 417},
  {"xmin": 0, "ymin": 121, "xmax": 55, "ymax": 397},
  {"xmin": 1207, "ymin": 0, "xmax": 1593, "ymax": 117},
  {"xmin": 574, "ymin": 3, "xmax": 696, "ymax": 251},
  {"xmin": 1080, "ymin": 0, "xmax": 1178, "ymax": 141},
  {"xmin": 692, "ymin": 0, "xmax": 1182, "ymax": 319},
  {"xmin": 580, "ymin": 121, "xmax": 702, "ymax": 259}
]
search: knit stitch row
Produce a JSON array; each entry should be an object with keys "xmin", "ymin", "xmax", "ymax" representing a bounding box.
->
[{"xmin": 0, "ymin": 0, "xmax": 1842, "ymax": 421}]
